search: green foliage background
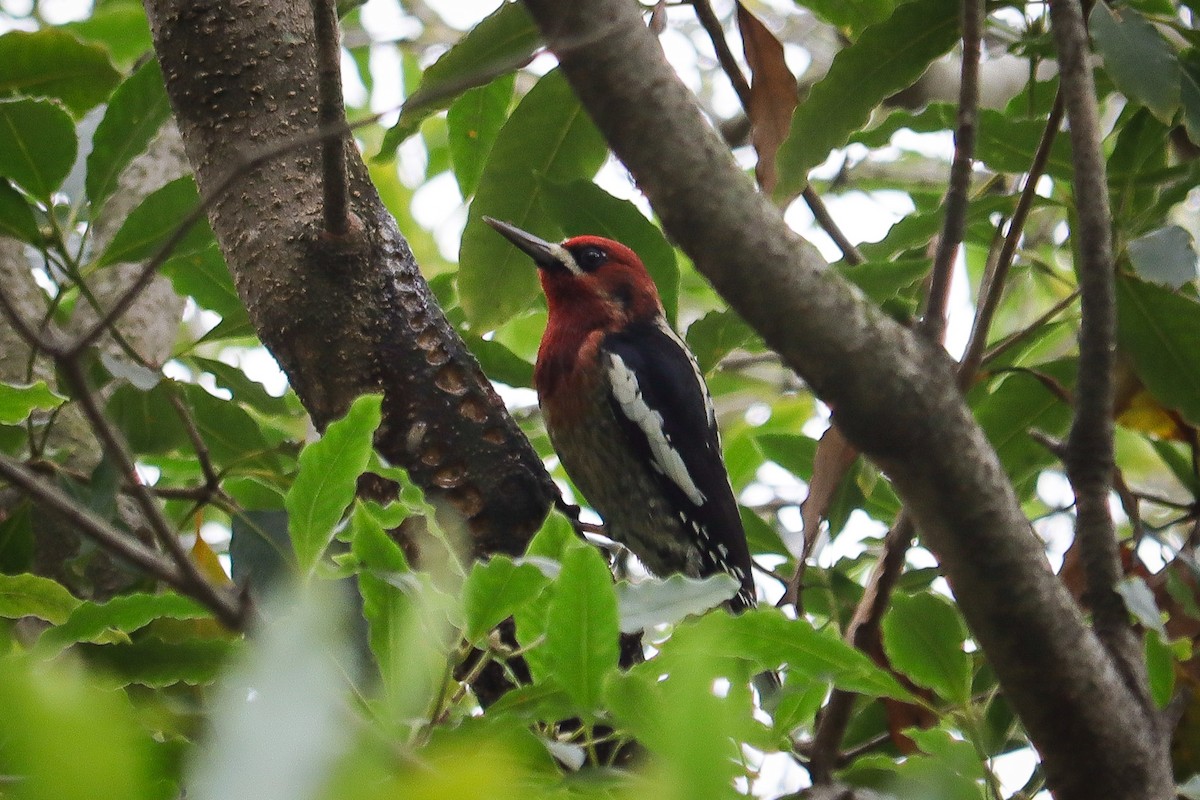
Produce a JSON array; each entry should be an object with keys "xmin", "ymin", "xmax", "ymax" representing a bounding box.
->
[{"xmin": 1, "ymin": 0, "xmax": 1200, "ymax": 798}]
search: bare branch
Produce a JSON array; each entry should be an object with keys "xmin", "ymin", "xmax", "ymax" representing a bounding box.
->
[
  {"xmin": 57, "ymin": 356, "xmax": 245, "ymax": 629},
  {"xmin": 959, "ymin": 93, "xmax": 1065, "ymax": 386},
  {"xmin": 690, "ymin": 0, "xmax": 751, "ymax": 106},
  {"xmin": 311, "ymin": 0, "xmax": 351, "ymax": 236},
  {"xmin": 802, "ymin": 185, "xmax": 865, "ymax": 266},
  {"xmin": 0, "ymin": 454, "xmax": 185, "ymax": 585},
  {"xmin": 922, "ymin": 0, "xmax": 982, "ymax": 343},
  {"xmin": 1049, "ymin": 0, "xmax": 1148, "ymax": 690}
]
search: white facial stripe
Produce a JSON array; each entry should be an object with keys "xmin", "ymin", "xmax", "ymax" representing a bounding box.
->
[
  {"xmin": 656, "ymin": 319, "xmax": 717, "ymax": 429},
  {"xmin": 607, "ymin": 352, "xmax": 707, "ymax": 506},
  {"xmin": 547, "ymin": 242, "xmax": 582, "ymax": 275}
]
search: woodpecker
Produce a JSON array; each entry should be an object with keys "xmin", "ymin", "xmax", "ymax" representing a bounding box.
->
[{"xmin": 484, "ymin": 217, "xmax": 757, "ymax": 612}]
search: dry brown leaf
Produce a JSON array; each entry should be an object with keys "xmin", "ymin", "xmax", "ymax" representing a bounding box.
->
[
  {"xmin": 800, "ymin": 423, "xmax": 859, "ymax": 562},
  {"xmin": 736, "ymin": 3, "xmax": 798, "ymax": 193}
]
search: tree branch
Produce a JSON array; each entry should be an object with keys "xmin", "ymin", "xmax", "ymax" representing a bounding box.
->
[
  {"xmin": 519, "ymin": 0, "xmax": 1172, "ymax": 795},
  {"xmin": 958, "ymin": 92, "xmax": 1065, "ymax": 386},
  {"xmin": 922, "ymin": 0, "xmax": 982, "ymax": 343},
  {"xmin": 1049, "ymin": 0, "xmax": 1151, "ymax": 699},
  {"xmin": 146, "ymin": 0, "xmax": 557, "ymax": 558},
  {"xmin": 311, "ymin": 0, "xmax": 351, "ymax": 236}
]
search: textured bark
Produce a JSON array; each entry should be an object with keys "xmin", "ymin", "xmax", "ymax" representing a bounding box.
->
[
  {"xmin": 141, "ymin": 0, "xmax": 556, "ymax": 558},
  {"xmin": 519, "ymin": 1, "xmax": 1170, "ymax": 796}
]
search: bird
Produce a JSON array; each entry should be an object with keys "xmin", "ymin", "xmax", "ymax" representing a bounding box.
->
[{"xmin": 484, "ymin": 217, "xmax": 757, "ymax": 612}]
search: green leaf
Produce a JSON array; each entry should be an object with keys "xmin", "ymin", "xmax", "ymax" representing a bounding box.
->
[
  {"xmin": 465, "ymin": 335, "xmax": 534, "ymax": 388},
  {"xmin": 1144, "ymin": 630, "xmax": 1174, "ymax": 709},
  {"xmin": 836, "ymin": 258, "xmax": 931, "ymax": 307},
  {"xmin": 0, "ymin": 572, "xmax": 80, "ymax": 624},
  {"xmin": 378, "ymin": 1, "xmax": 539, "ymax": 157},
  {"xmin": 540, "ymin": 178, "xmax": 680, "ymax": 325},
  {"xmin": 545, "ymin": 544, "xmax": 619, "ymax": 716},
  {"xmin": 775, "ymin": 0, "xmax": 960, "ymax": 197},
  {"xmin": 230, "ymin": 509, "xmax": 293, "ymax": 587},
  {"xmin": 183, "ymin": 383, "xmax": 279, "ymax": 471},
  {"xmin": 190, "ymin": 355, "xmax": 290, "ymax": 416},
  {"xmin": 287, "ymin": 394, "xmax": 382, "ymax": 574},
  {"xmin": 1127, "ymin": 225, "xmax": 1199, "ymax": 289},
  {"xmin": 973, "ymin": 362, "xmax": 1075, "ymax": 499},
  {"xmin": 881, "ymin": 592, "xmax": 971, "ymax": 703},
  {"xmin": 0, "ymin": 380, "xmax": 66, "ymax": 424},
  {"xmin": 0, "ymin": 501, "xmax": 34, "ymax": 573},
  {"xmin": 461, "ymin": 555, "xmax": 550, "ymax": 644},
  {"xmin": 0, "ymin": 178, "xmax": 41, "ymax": 244},
  {"xmin": 105, "ymin": 381, "xmax": 188, "ymax": 454},
  {"xmin": 854, "ymin": 104, "xmax": 1075, "ymax": 181},
  {"xmin": 795, "ymin": 0, "xmax": 895, "ymax": 33},
  {"xmin": 0, "ymin": 29, "xmax": 119, "ymax": 115},
  {"xmin": 668, "ymin": 608, "xmax": 913, "ymax": 700},
  {"xmin": 448, "ymin": 74, "xmax": 513, "ymax": 198},
  {"xmin": 77, "ymin": 638, "xmax": 234, "ymax": 688},
  {"xmin": 159, "ymin": 242, "xmax": 250, "ymax": 330},
  {"xmin": 606, "ymin": 636, "xmax": 749, "ymax": 796},
  {"xmin": 524, "ymin": 510, "xmax": 582, "ymax": 562},
  {"xmin": 1090, "ymin": 3, "xmax": 1181, "ymax": 124},
  {"xmin": 686, "ymin": 309, "xmax": 757, "ymax": 374},
  {"xmin": 37, "ymin": 591, "xmax": 211, "ymax": 654},
  {"xmin": 615, "ymin": 573, "xmax": 738, "ymax": 634},
  {"xmin": 1181, "ymin": 55, "xmax": 1200, "ymax": 147},
  {"xmin": 1117, "ymin": 275, "xmax": 1200, "ymax": 427},
  {"xmin": 739, "ymin": 505, "xmax": 791, "ymax": 558},
  {"xmin": 96, "ymin": 176, "xmax": 214, "ymax": 266},
  {"xmin": 350, "ymin": 507, "xmax": 451, "ymax": 726},
  {"xmin": 0, "ymin": 98, "xmax": 77, "ymax": 199},
  {"xmin": 754, "ymin": 432, "xmax": 818, "ymax": 482},
  {"xmin": 0, "ymin": 652, "xmax": 159, "ymax": 800},
  {"xmin": 63, "ymin": 4, "xmax": 154, "ymax": 67},
  {"xmin": 86, "ymin": 58, "xmax": 171, "ymax": 209},
  {"xmin": 459, "ymin": 69, "xmax": 608, "ymax": 330}
]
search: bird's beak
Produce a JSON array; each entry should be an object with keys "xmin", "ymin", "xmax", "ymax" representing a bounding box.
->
[{"xmin": 483, "ymin": 217, "xmax": 564, "ymax": 270}]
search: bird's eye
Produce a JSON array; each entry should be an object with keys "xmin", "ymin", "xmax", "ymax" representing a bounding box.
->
[{"xmin": 576, "ymin": 246, "xmax": 607, "ymax": 272}]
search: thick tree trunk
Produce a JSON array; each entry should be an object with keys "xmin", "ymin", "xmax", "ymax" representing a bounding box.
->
[{"xmin": 142, "ymin": 0, "xmax": 556, "ymax": 557}]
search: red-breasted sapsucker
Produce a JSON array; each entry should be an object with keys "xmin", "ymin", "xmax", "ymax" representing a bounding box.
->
[{"xmin": 485, "ymin": 218, "xmax": 757, "ymax": 612}]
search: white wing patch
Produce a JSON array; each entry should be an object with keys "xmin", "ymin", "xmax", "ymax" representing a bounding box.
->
[{"xmin": 607, "ymin": 352, "xmax": 707, "ymax": 506}]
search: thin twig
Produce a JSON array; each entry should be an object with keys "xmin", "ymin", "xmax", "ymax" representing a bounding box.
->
[
  {"xmin": 311, "ymin": 0, "xmax": 351, "ymax": 236},
  {"xmin": 979, "ymin": 289, "xmax": 1079, "ymax": 369},
  {"xmin": 168, "ymin": 390, "xmax": 222, "ymax": 491},
  {"xmin": 803, "ymin": 185, "xmax": 865, "ymax": 265},
  {"xmin": 0, "ymin": 453, "xmax": 188, "ymax": 585},
  {"xmin": 690, "ymin": 1, "xmax": 865, "ymax": 271},
  {"xmin": 806, "ymin": 513, "xmax": 915, "ymax": 782},
  {"xmin": 1049, "ymin": 0, "xmax": 1140, "ymax": 681},
  {"xmin": 60, "ymin": 111, "xmax": 387, "ymax": 359},
  {"xmin": 691, "ymin": 0, "xmax": 751, "ymax": 106},
  {"xmin": 959, "ymin": 92, "xmax": 1065, "ymax": 386},
  {"xmin": 922, "ymin": 0, "xmax": 982, "ymax": 343},
  {"xmin": 58, "ymin": 357, "xmax": 245, "ymax": 629}
]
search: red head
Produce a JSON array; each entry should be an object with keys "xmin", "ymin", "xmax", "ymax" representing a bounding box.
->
[
  {"xmin": 483, "ymin": 218, "xmax": 663, "ymax": 332},
  {"xmin": 484, "ymin": 217, "xmax": 666, "ymax": 403}
]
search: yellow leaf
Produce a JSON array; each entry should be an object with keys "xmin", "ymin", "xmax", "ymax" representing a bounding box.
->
[
  {"xmin": 192, "ymin": 535, "xmax": 232, "ymax": 587},
  {"xmin": 1117, "ymin": 388, "xmax": 1185, "ymax": 441}
]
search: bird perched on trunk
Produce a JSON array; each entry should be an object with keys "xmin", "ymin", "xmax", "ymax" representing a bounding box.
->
[{"xmin": 484, "ymin": 217, "xmax": 757, "ymax": 612}]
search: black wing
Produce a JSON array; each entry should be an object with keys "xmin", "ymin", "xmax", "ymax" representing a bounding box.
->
[{"xmin": 602, "ymin": 319, "xmax": 756, "ymax": 610}]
